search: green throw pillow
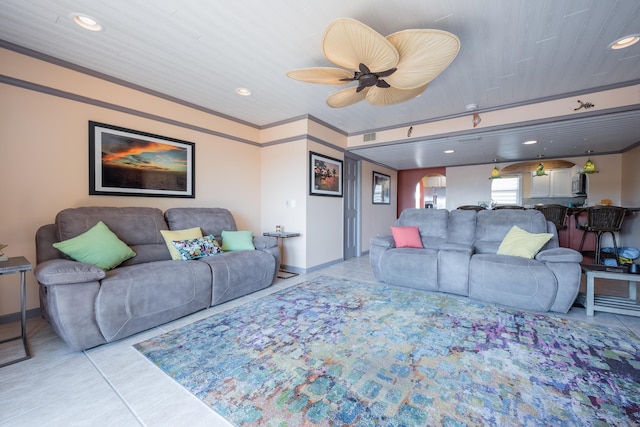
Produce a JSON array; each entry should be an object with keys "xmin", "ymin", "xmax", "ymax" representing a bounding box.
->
[
  {"xmin": 221, "ymin": 230, "xmax": 255, "ymax": 251},
  {"xmin": 53, "ymin": 221, "xmax": 136, "ymax": 270},
  {"xmin": 497, "ymin": 225, "xmax": 553, "ymax": 259}
]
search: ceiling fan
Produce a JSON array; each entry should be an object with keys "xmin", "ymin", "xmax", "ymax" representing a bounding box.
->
[{"xmin": 287, "ymin": 18, "xmax": 461, "ymax": 108}]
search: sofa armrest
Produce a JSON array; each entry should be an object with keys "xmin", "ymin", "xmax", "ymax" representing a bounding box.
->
[
  {"xmin": 253, "ymin": 235, "xmax": 277, "ymax": 250},
  {"xmin": 535, "ymin": 247, "xmax": 583, "ymax": 263},
  {"xmin": 34, "ymin": 259, "xmax": 106, "ymax": 286},
  {"xmin": 371, "ymin": 235, "xmax": 395, "ymax": 249}
]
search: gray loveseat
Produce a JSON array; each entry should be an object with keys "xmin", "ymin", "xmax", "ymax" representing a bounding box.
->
[
  {"xmin": 34, "ymin": 207, "xmax": 279, "ymax": 351},
  {"xmin": 370, "ymin": 208, "xmax": 583, "ymax": 313}
]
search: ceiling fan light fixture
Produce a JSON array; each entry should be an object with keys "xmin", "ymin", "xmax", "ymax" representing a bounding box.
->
[
  {"xmin": 70, "ymin": 13, "xmax": 103, "ymax": 31},
  {"xmin": 609, "ymin": 34, "xmax": 640, "ymax": 50},
  {"xmin": 287, "ymin": 18, "xmax": 460, "ymax": 108}
]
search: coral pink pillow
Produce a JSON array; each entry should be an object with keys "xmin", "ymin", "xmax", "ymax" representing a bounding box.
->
[{"xmin": 391, "ymin": 226, "xmax": 423, "ymax": 248}]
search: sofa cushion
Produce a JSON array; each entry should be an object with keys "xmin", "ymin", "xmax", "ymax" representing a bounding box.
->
[
  {"xmin": 53, "ymin": 221, "xmax": 136, "ymax": 270},
  {"xmin": 469, "ymin": 254, "xmax": 558, "ymax": 311},
  {"xmin": 380, "ymin": 248, "xmax": 439, "ymax": 291},
  {"xmin": 198, "ymin": 250, "xmax": 276, "ymax": 306},
  {"xmin": 55, "ymin": 207, "xmax": 170, "ymax": 266},
  {"xmin": 160, "ymin": 227, "xmax": 203, "ymax": 260},
  {"xmin": 497, "ymin": 226, "xmax": 553, "ymax": 259},
  {"xmin": 474, "ymin": 210, "xmax": 549, "ymax": 254},
  {"xmin": 165, "ymin": 208, "xmax": 237, "ymax": 237},
  {"xmin": 396, "ymin": 208, "xmax": 449, "ymax": 249},
  {"xmin": 95, "ymin": 260, "xmax": 212, "ymax": 342},
  {"xmin": 172, "ymin": 235, "xmax": 222, "ymax": 260},
  {"xmin": 447, "ymin": 209, "xmax": 477, "ymax": 245},
  {"xmin": 221, "ymin": 230, "xmax": 255, "ymax": 251},
  {"xmin": 391, "ymin": 226, "xmax": 423, "ymax": 248}
]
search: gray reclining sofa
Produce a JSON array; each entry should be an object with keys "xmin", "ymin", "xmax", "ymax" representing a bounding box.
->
[
  {"xmin": 370, "ymin": 208, "xmax": 583, "ymax": 313},
  {"xmin": 34, "ymin": 206, "xmax": 279, "ymax": 351}
]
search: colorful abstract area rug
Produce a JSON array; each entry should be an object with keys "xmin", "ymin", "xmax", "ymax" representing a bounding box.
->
[{"xmin": 134, "ymin": 276, "xmax": 640, "ymax": 426}]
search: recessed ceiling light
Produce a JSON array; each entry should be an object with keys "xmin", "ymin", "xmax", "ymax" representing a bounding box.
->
[
  {"xmin": 523, "ymin": 140, "xmax": 537, "ymax": 145},
  {"xmin": 609, "ymin": 34, "xmax": 640, "ymax": 50},
  {"xmin": 235, "ymin": 88, "xmax": 251, "ymax": 96},
  {"xmin": 70, "ymin": 13, "xmax": 103, "ymax": 31},
  {"xmin": 444, "ymin": 149, "xmax": 454, "ymax": 154}
]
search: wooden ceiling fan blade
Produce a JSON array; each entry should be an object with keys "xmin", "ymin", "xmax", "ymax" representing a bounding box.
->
[
  {"xmin": 366, "ymin": 84, "xmax": 428, "ymax": 106},
  {"xmin": 286, "ymin": 67, "xmax": 354, "ymax": 85},
  {"xmin": 322, "ymin": 18, "xmax": 399, "ymax": 73},
  {"xmin": 384, "ymin": 29, "xmax": 460, "ymax": 90},
  {"xmin": 326, "ymin": 86, "xmax": 368, "ymax": 108}
]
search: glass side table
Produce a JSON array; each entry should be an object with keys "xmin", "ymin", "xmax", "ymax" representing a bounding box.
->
[
  {"xmin": 0, "ymin": 256, "xmax": 32, "ymax": 368},
  {"xmin": 263, "ymin": 232, "xmax": 300, "ymax": 279}
]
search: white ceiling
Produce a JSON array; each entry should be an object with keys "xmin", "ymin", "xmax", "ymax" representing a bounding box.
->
[{"xmin": 1, "ymin": 0, "xmax": 639, "ymax": 169}]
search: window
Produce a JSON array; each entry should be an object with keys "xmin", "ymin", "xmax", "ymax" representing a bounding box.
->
[{"xmin": 491, "ymin": 175, "xmax": 521, "ymax": 205}]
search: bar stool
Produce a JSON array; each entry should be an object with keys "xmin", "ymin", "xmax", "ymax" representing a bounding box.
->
[
  {"xmin": 577, "ymin": 206, "xmax": 626, "ymax": 265},
  {"xmin": 534, "ymin": 204, "xmax": 568, "ymax": 230},
  {"xmin": 456, "ymin": 205, "xmax": 486, "ymax": 211},
  {"xmin": 493, "ymin": 205, "xmax": 525, "ymax": 210}
]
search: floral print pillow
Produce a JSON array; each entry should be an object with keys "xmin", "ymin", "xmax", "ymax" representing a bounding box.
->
[{"xmin": 171, "ymin": 234, "xmax": 222, "ymax": 260}]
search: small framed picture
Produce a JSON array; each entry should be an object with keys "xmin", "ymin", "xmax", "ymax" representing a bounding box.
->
[
  {"xmin": 309, "ymin": 151, "xmax": 343, "ymax": 197},
  {"xmin": 372, "ymin": 171, "xmax": 390, "ymax": 204},
  {"xmin": 89, "ymin": 121, "xmax": 195, "ymax": 198}
]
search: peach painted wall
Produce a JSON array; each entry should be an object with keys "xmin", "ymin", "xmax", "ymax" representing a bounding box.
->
[
  {"xmin": 0, "ymin": 83, "xmax": 267, "ymax": 318},
  {"xmin": 260, "ymin": 138, "xmax": 308, "ymax": 269},
  {"xmin": 360, "ymin": 162, "xmax": 397, "ymax": 251},
  {"xmin": 0, "ymin": 47, "xmax": 271, "ymax": 317},
  {"xmin": 305, "ymin": 142, "xmax": 344, "ymax": 267}
]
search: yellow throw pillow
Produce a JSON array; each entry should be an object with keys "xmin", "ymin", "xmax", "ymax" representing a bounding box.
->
[
  {"xmin": 497, "ymin": 225, "xmax": 553, "ymax": 259},
  {"xmin": 160, "ymin": 227, "xmax": 202, "ymax": 260}
]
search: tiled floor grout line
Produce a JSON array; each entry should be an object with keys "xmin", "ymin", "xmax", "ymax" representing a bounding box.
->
[{"xmin": 83, "ymin": 349, "xmax": 144, "ymax": 426}]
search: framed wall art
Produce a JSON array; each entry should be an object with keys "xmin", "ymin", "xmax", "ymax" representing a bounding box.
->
[
  {"xmin": 372, "ymin": 171, "xmax": 390, "ymax": 204},
  {"xmin": 89, "ymin": 121, "xmax": 195, "ymax": 198},
  {"xmin": 309, "ymin": 151, "xmax": 343, "ymax": 197}
]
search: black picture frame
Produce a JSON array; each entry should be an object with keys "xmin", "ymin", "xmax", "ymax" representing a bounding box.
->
[
  {"xmin": 309, "ymin": 151, "xmax": 343, "ymax": 197},
  {"xmin": 89, "ymin": 121, "xmax": 195, "ymax": 198},
  {"xmin": 372, "ymin": 171, "xmax": 391, "ymax": 204}
]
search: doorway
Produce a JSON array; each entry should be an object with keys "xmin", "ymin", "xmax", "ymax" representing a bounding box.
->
[{"xmin": 415, "ymin": 174, "xmax": 446, "ymax": 209}]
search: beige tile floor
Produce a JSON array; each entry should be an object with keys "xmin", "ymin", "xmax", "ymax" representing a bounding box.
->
[{"xmin": 1, "ymin": 256, "xmax": 638, "ymax": 426}]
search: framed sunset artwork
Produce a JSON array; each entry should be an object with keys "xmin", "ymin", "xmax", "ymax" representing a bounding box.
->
[{"xmin": 89, "ymin": 121, "xmax": 195, "ymax": 198}]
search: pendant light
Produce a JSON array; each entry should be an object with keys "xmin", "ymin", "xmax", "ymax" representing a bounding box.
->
[
  {"xmin": 534, "ymin": 155, "xmax": 547, "ymax": 176},
  {"xmin": 488, "ymin": 159, "xmax": 501, "ymax": 179},
  {"xmin": 583, "ymin": 150, "xmax": 598, "ymax": 173}
]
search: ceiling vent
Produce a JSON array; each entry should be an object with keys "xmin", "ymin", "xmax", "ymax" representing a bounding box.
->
[{"xmin": 363, "ymin": 132, "xmax": 377, "ymax": 142}]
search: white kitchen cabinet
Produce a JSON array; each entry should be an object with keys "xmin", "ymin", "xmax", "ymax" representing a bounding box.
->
[
  {"xmin": 530, "ymin": 169, "xmax": 571, "ymax": 197},
  {"xmin": 426, "ymin": 175, "xmax": 446, "ymax": 187},
  {"xmin": 549, "ymin": 169, "xmax": 572, "ymax": 196}
]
